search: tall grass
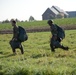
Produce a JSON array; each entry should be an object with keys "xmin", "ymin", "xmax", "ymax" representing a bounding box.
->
[{"xmin": 0, "ymin": 30, "xmax": 76, "ymax": 75}]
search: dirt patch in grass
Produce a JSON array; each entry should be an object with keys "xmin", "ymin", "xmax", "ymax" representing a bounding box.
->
[{"xmin": 0, "ymin": 25, "xmax": 76, "ymax": 34}]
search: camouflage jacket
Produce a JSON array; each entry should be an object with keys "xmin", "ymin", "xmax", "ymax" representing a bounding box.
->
[
  {"xmin": 50, "ymin": 24, "xmax": 65, "ymax": 39},
  {"xmin": 50, "ymin": 24, "xmax": 58, "ymax": 36},
  {"xmin": 12, "ymin": 26, "xmax": 19, "ymax": 39}
]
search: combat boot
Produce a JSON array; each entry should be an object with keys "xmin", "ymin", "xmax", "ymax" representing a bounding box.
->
[
  {"xmin": 51, "ymin": 47, "xmax": 55, "ymax": 52},
  {"xmin": 61, "ymin": 45, "xmax": 69, "ymax": 50},
  {"xmin": 50, "ymin": 44, "xmax": 55, "ymax": 52}
]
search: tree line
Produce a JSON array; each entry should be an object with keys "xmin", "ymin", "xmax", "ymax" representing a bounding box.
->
[{"xmin": 0, "ymin": 16, "xmax": 35, "ymax": 23}]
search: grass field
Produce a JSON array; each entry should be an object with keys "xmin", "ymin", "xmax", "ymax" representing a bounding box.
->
[
  {"xmin": 0, "ymin": 18, "xmax": 76, "ymax": 30},
  {"xmin": 0, "ymin": 30, "xmax": 76, "ymax": 75}
]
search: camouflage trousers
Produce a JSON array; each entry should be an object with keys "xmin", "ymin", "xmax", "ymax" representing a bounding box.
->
[
  {"xmin": 50, "ymin": 36, "xmax": 68, "ymax": 52},
  {"xmin": 50, "ymin": 36, "xmax": 62, "ymax": 49},
  {"xmin": 9, "ymin": 40, "xmax": 21, "ymax": 49},
  {"xmin": 9, "ymin": 40, "xmax": 24, "ymax": 54}
]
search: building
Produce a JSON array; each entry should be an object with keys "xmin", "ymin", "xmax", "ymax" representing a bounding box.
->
[
  {"xmin": 42, "ymin": 6, "xmax": 69, "ymax": 20},
  {"xmin": 66, "ymin": 11, "xmax": 76, "ymax": 18},
  {"xmin": 42, "ymin": 7, "xmax": 59, "ymax": 20}
]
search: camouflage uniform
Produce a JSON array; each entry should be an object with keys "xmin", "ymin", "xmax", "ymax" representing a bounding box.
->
[
  {"xmin": 48, "ymin": 20, "xmax": 69, "ymax": 52},
  {"xmin": 50, "ymin": 24, "xmax": 63, "ymax": 52},
  {"xmin": 10, "ymin": 21, "xmax": 24, "ymax": 54}
]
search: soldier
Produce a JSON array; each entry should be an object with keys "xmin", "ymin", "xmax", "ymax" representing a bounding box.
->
[
  {"xmin": 47, "ymin": 20, "xmax": 69, "ymax": 52},
  {"xmin": 9, "ymin": 20, "xmax": 24, "ymax": 54}
]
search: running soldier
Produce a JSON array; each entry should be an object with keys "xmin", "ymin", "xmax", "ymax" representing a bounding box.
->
[{"xmin": 47, "ymin": 20, "xmax": 69, "ymax": 52}]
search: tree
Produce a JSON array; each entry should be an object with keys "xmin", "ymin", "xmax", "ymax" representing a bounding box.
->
[
  {"xmin": 2, "ymin": 19, "xmax": 9, "ymax": 23},
  {"xmin": 15, "ymin": 18, "xmax": 20, "ymax": 22},
  {"xmin": 29, "ymin": 16, "xmax": 35, "ymax": 22},
  {"xmin": 10, "ymin": 18, "xmax": 20, "ymax": 22}
]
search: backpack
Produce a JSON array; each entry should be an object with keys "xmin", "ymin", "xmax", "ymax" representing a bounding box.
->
[
  {"xmin": 55, "ymin": 24, "xmax": 65, "ymax": 39},
  {"xmin": 18, "ymin": 26, "xmax": 28, "ymax": 42}
]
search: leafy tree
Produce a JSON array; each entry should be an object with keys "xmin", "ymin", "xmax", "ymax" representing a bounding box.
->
[
  {"xmin": 15, "ymin": 18, "xmax": 20, "ymax": 22},
  {"xmin": 29, "ymin": 16, "xmax": 35, "ymax": 21},
  {"xmin": 2, "ymin": 19, "xmax": 9, "ymax": 23}
]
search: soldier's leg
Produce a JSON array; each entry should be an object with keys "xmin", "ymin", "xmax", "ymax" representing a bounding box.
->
[
  {"xmin": 19, "ymin": 44, "xmax": 24, "ymax": 54},
  {"xmin": 54, "ymin": 41, "xmax": 69, "ymax": 50},
  {"xmin": 50, "ymin": 38, "xmax": 55, "ymax": 52},
  {"xmin": 50, "ymin": 43, "xmax": 55, "ymax": 52},
  {"xmin": 50, "ymin": 37, "xmax": 68, "ymax": 52},
  {"xmin": 57, "ymin": 37, "xmax": 69, "ymax": 50},
  {"xmin": 54, "ymin": 41, "xmax": 62, "ymax": 48},
  {"xmin": 60, "ymin": 45, "xmax": 69, "ymax": 50},
  {"xmin": 11, "ymin": 47, "xmax": 16, "ymax": 54},
  {"xmin": 9, "ymin": 40, "xmax": 16, "ymax": 54}
]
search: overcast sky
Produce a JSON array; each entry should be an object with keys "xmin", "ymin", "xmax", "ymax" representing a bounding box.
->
[{"xmin": 0, "ymin": 0, "xmax": 76, "ymax": 21}]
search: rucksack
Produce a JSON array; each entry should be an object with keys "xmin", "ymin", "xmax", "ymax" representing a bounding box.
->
[
  {"xmin": 55, "ymin": 24, "xmax": 65, "ymax": 39},
  {"xmin": 18, "ymin": 26, "xmax": 28, "ymax": 42}
]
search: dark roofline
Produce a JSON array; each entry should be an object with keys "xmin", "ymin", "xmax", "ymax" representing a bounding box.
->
[
  {"xmin": 52, "ymin": 6, "xmax": 68, "ymax": 15},
  {"xmin": 42, "ymin": 8, "xmax": 51, "ymax": 16},
  {"xmin": 52, "ymin": 6, "xmax": 61, "ymax": 13}
]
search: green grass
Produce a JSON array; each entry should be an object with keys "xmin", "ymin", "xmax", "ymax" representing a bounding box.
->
[
  {"xmin": 0, "ymin": 18, "xmax": 76, "ymax": 30},
  {"xmin": 0, "ymin": 30, "xmax": 76, "ymax": 75},
  {"xmin": 54, "ymin": 17, "xmax": 76, "ymax": 25}
]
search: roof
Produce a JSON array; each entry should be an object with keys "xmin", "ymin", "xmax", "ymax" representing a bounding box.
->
[
  {"xmin": 42, "ymin": 6, "xmax": 69, "ymax": 16},
  {"xmin": 50, "ymin": 7, "xmax": 59, "ymax": 15},
  {"xmin": 42, "ymin": 8, "xmax": 51, "ymax": 16},
  {"xmin": 52, "ymin": 6, "xmax": 69, "ymax": 15},
  {"xmin": 52, "ymin": 6, "xmax": 62, "ymax": 13}
]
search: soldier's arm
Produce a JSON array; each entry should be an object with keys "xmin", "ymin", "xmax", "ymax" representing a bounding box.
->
[
  {"xmin": 12, "ymin": 27, "xmax": 19, "ymax": 40},
  {"xmin": 54, "ymin": 25, "xmax": 58, "ymax": 34},
  {"xmin": 53, "ymin": 25, "xmax": 58, "ymax": 40}
]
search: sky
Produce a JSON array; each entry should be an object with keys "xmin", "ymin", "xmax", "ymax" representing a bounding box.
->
[{"xmin": 0, "ymin": 0, "xmax": 76, "ymax": 21}]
